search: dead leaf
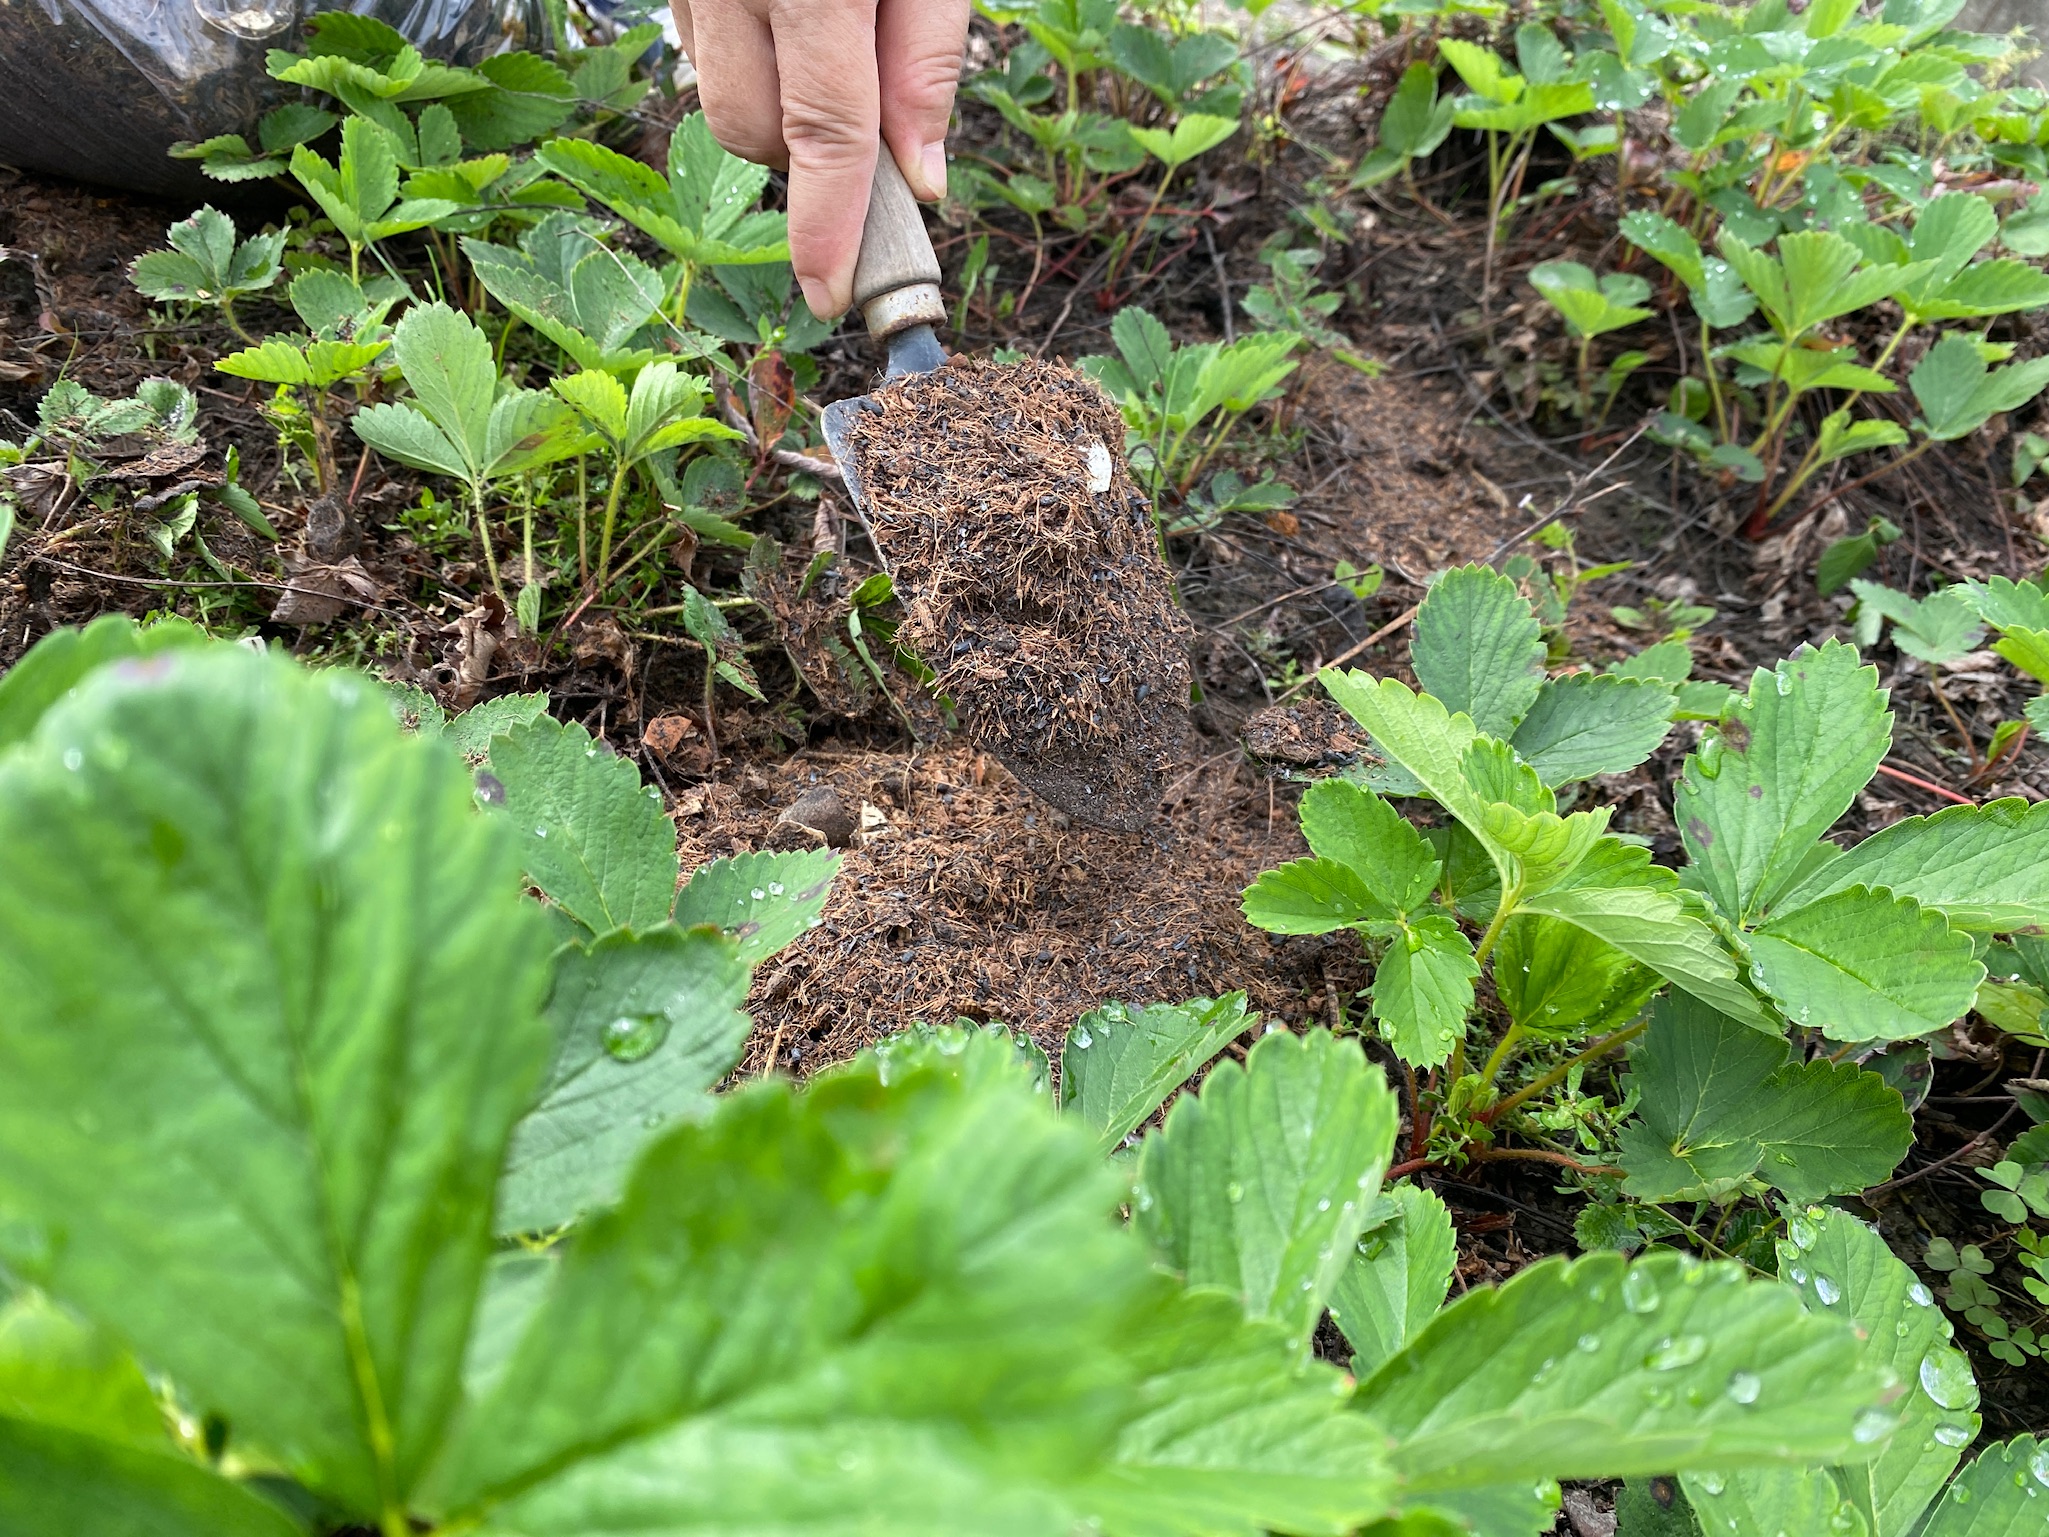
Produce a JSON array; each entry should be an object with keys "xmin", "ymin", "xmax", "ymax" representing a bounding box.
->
[
  {"xmin": 442, "ymin": 593, "xmax": 515, "ymax": 705},
  {"xmin": 748, "ymin": 349, "xmax": 797, "ymax": 454},
  {"xmin": 91, "ymin": 440, "xmax": 210, "ymax": 483},
  {"xmin": 270, "ymin": 554, "xmax": 382, "ymax": 628},
  {"xmin": 570, "ymin": 612, "xmax": 636, "ymax": 680}
]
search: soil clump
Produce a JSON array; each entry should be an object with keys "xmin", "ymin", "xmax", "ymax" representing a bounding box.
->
[{"xmin": 839, "ymin": 357, "xmax": 1191, "ymax": 831}]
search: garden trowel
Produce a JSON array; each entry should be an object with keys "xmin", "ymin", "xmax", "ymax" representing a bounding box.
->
[
  {"xmin": 818, "ymin": 152, "xmax": 949, "ymax": 526},
  {"xmin": 819, "ymin": 152, "xmax": 1185, "ymax": 833}
]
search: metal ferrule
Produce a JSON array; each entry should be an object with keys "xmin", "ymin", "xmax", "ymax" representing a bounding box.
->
[{"xmin": 861, "ymin": 282, "xmax": 948, "ymax": 342}]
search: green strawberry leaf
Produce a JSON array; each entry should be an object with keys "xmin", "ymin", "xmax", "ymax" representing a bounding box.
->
[
  {"xmin": 1519, "ymin": 839, "xmax": 1770, "ymax": 1028},
  {"xmin": 671, "ymin": 847, "xmax": 838, "ymax": 965},
  {"xmin": 495, "ymin": 924, "xmax": 750, "ymax": 1235},
  {"xmin": 1135, "ymin": 1029, "xmax": 1397, "ymax": 1344},
  {"xmin": 1962, "ymin": 575, "xmax": 2049, "ymax": 633},
  {"xmin": 1059, "ymin": 994, "xmax": 1253, "ymax": 1153},
  {"xmin": 1674, "ymin": 641, "xmax": 1892, "ymax": 926},
  {"xmin": 1910, "ymin": 333, "xmax": 2049, "ymax": 441},
  {"xmin": 1769, "ymin": 798, "xmax": 2049, "ymax": 931},
  {"xmin": 484, "ymin": 714, "xmax": 681, "ymax": 935},
  {"xmin": 1616, "ymin": 994, "xmax": 1912, "ymax": 1203},
  {"xmin": 0, "ymin": 647, "xmax": 552, "ymax": 1513},
  {"xmin": 1494, "ymin": 914, "xmax": 1659, "ymax": 1038},
  {"xmin": 1529, "ymin": 260, "xmax": 1654, "ymax": 338},
  {"xmin": 1917, "ymin": 1435, "xmax": 2049, "ymax": 1535},
  {"xmin": 1299, "ymin": 779, "xmax": 1441, "ymax": 915},
  {"xmin": 1356, "ymin": 1250, "xmax": 1892, "ymax": 1494},
  {"xmin": 1080, "ymin": 1287, "xmax": 1396, "ymax": 1537},
  {"xmin": 1372, "ymin": 911, "xmax": 1480, "ymax": 1069},
  {"xmin": 0, "ymin": 1418, "xmax": 301, "ymax": 1537},
  {"xmin": 1242, "ymin": 856, "xmax": 1390, "ymax": 934},
  {"xmin": 1676, "ymin": 1464, "xmax": 1865, "ymax": 1537},
  {"xmin": 1688, "ymin": 1207, "xmax": 1983, "ymax": 1537},
  {"xmin": 1509, "ymin": 673, "xmax": 1676, "ymax": 785},
  {"xmin": 128, "ymin": 205, "xmax": 284, "ymax": 305},
  {"xmin": 1411, "ymin": 565, "xmax": 1547, "ymax": 738},
  {"xmin": 0, "ymin": 615, "xmax": 206, "ymax": 754},
  {"xmin": 1746, "ymin": 885, "xmax": 1984, "ymax": 1041},
  {"xmin": 1329, "ymin": 1184, "xmax": 1456, "ymax": 1376}
]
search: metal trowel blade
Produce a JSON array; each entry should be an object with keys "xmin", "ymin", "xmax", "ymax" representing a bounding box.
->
[{"xmin": 821, "ymin": 321, "xmax": 946, "ymax": 525}]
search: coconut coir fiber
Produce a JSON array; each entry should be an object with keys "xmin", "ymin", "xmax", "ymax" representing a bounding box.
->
[{"xmin": 839, "ymin": 357, "xmax": 1191, "ymax": 831}]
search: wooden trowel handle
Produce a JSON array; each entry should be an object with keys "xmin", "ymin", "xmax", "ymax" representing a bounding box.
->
[{"xmin": 851, "ymin": 149, "xmax": 947, "ymax": 342}]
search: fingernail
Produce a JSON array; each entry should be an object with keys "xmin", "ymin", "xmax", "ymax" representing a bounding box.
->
[
  {"xmin": 920, "ymin": 141, "xmax": 948, "ymax": 200},
  {"xmin": 798, "ymin": 276, "xmax": 837, "ymax": 320}
]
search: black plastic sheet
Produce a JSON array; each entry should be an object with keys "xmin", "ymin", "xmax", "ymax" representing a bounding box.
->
[{"xmin": 0, "ymin": 1, "xmax": 546, "ymax": 197}]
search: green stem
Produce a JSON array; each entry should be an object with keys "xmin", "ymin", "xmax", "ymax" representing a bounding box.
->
[
  {"xmin": 595, "ymin": 458, "xmax": 629, "ymax": 592},
  {"xmin": 575, "ymin": 454, "xmax": 589, "ymax": 585},
  {"xmin": 1470, "ymin": 884, "xmax": 1521, "ymax": 968},
  {"xmin": 1702, "ymin": 318, "xmax": 1729, "ymax": 442},
  {"xmin": 1482, "ymin": 1019, "xmax": 1650, "ymax": 1126},
  {"xmin": 1103, "ymin": 163, "xmax": 1174, "ymax": 302},
  {"xmin": 218, "ymin": 295, "xmax": 257, "ymax": 347},
  {"xmin": 1575, "ymin": 335, "xmax": 1593, "ymax": 418},
  {"xmin": 1479, "ymin": 1024, "xmax": 1525, "ymax": 1092},
  {"xmin": 471, "ymin": 483, "xmax": 506, "ymax": 602}
]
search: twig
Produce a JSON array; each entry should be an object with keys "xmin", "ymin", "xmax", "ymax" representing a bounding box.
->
[
  {"xmin": 27, "ymin": 553, "xmax": 393, "ymax": 612},
  {"xmin": 718, "ymin": 390, "xmax": 842, "ymax": 483},
  {"xmin": 1202, "ymin": 224, "xmax": 1234, "ymax": 345},
  {"xmin": 1875, "ymin": 761, "xmax": 1976, "ymax": 806},
  {"xmin": 1866, "ymin": 1103, "xmax": 2022, "ymax": 1196},
  {"xmin": 1273, "ymin": 602, "xmax": 1419, "ymax": 701},
  {"xmin": 1467, "ymin": 1147, "xmax": 1625, "ymax": 1177},
  {"xmin": 1035, "ymin": 246, "xmax": 1118, "ymax": 359}
]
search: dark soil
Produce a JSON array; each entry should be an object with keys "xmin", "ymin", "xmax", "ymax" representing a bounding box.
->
[{"xmin": 840, "ymin": 357, "xmax": 1192, "ymax": 831}]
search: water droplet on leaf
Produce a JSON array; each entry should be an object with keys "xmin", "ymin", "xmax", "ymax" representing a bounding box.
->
[
  {"xmin": 1647, "ymin": 1335, "xmax": 1709, "ymax": 1371},
  {"xmin": 1726, "ymin": 1371, "xmax": 1762, "ymax": 1404},
  {"xmin": 602, "ymin": 1013, "xmax": 669, "ymax": 1063},
  {"xmin": 1918, "ymin": 1348, "xmax": 1975, "ymax": 1411},
  {"xmin": 1623, "ymin": 1269, "xmax": 1661, "ymax": 1313}
]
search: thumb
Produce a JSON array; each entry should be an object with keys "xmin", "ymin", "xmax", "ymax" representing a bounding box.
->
[{"xmin": 876, "ymin": 0, "xmax": 969, "ymax": 201}]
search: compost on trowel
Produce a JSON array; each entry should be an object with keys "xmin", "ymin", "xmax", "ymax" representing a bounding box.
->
[{"xmin": 837, "ymin": 356, "xmax": 1192, "ymax": 832}]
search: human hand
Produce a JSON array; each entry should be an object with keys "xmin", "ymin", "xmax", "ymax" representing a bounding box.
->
[{"xmin": 669, "ymin": 0, "xmax": 970, "ymax": 320}]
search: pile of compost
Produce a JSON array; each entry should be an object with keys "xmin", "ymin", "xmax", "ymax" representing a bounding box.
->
[{"xmin": 840, "ymin": 357, "xmax": 1191, "ymax": 831}]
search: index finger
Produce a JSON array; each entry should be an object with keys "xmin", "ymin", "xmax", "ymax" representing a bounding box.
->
[{"xmin": 767, "ymin": 0, "xmax": 881, "ymax": 320}]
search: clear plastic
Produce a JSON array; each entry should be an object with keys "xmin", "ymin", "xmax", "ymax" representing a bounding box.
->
[{"xmin": 0, "ymin": 1, "xmax": 547, "ymax": 196}]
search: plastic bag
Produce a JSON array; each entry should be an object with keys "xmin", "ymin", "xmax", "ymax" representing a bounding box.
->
[{"xmin": 0, "ymin": 1, "xmax": 548, "ymax": 197}]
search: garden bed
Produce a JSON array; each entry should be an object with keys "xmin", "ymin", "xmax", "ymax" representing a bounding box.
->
[{"xmin": 5, "ymin": 5, "xmax": 2049, "ymax": 1510}]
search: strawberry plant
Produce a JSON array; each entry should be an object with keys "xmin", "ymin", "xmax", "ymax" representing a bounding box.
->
[
  {"xmin": 1079, "ymin": 305, "xmax": 1301, "ymax": 519},
  {"xmin": 1244, "ymin": 564, "xmax": 2049, "ymax": 1240},
  {"xmin": 549, "ymin": 363, "xmax": 738, "ymax": 595},
  {"xmin": 350, "ymin": 302, "xmax": 592, "ymax": 611},
  {"xmin": 0, "ymin": 634, "xmax": 1914, "ymax": 1536},
  {"xmin": 127, "ymin": 207, "xmax": 284, "ymax": 345}
]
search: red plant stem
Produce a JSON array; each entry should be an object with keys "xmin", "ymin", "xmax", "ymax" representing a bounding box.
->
[
  {"xmin": 1467, "ymin": 1148, "xmax": 1625, "ymax": 1177},
  {"xmin": 1874, "ymin": 761, "xmax": 1976, "ymax": 806}
]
